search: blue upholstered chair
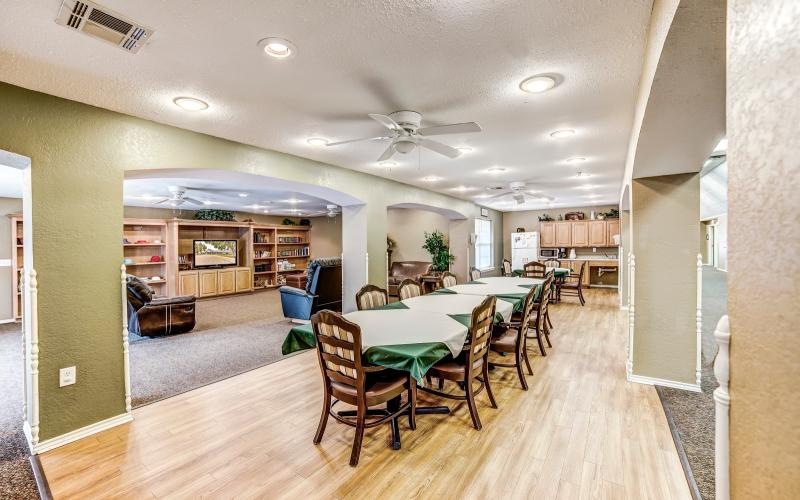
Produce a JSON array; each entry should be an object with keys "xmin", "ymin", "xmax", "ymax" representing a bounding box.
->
[{"xmin": 279, "ymin": 257, "xmax": 342, "ymax": 321}]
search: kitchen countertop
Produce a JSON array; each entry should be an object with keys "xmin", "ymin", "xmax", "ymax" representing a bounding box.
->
[{"xmin": 559, "ymin": 257, "xmax": 618, "ymax": 262}]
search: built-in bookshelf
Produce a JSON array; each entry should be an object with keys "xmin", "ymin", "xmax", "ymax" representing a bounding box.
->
[
  {"xmin": 123, "ymin": 220, "xmax": 169, "ymax": 296},
  {"xmin": 9, "ymin": 214, "xmax": 23, "ymax": 320},
  {"xmin": 275, "ymin": 228, "xmax": 310, "ymax": 283}
]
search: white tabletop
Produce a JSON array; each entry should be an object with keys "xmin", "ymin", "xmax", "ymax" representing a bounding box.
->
[
  {"xmin": 446, "ymin": 276, "xmax": 543, "ymax": 297},
  {"xmin": 402, "ymin": 293, "xmax": 515, "ymax": 322},
  {"xmin": 345, "ymin": 309, "xmax": 468, "ymax": 357}
]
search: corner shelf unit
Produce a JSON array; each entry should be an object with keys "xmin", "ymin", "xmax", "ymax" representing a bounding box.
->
[
  {"xmin": 251, "ymin": 226, "xmax": 310, "ymax": 289},
  {"xmin": 8, "ymin": 214, "xmax": 23, "ymax": 321},
  {"xmin": 123, "ymin": 220, "xmax": 169, "ymax": 296}
]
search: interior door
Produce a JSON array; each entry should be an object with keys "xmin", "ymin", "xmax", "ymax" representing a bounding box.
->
[{"xmin": 706, "ymin": 225, "xmax": 715, "ymax": 267}]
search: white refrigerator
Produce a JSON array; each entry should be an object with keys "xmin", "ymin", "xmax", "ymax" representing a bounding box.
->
[{"xmin": 511, "ymin": 232, "xmax": 539, "ymax": 271}]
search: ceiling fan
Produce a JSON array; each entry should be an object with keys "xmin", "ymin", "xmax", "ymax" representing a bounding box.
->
[
  {"xmin": 327, "ymin": 110, "xmax": 481, "ymax": 161},
  {"xmin": 304, "ymin": 204, "xmax": 342, "ymax": 218},
  {"xmin": 151, "ymin": 186, "xmax": 204, "ymax": 206},
  {"xmin": 485, "ymin": 182, "xmax": 555, "ymax": 205}
]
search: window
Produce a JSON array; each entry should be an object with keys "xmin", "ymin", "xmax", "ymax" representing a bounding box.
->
[{"xmin": 474, "ymin": 218, "xmax": 493, "ymax": 270}]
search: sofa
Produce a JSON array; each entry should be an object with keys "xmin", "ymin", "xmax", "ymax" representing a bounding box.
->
[
  {"xmin": 126, "ymin": 275, "xmax": 196, "ymax": 337},
  {"xmin": 279, "ymin": 257, "xmax": 342, "ymax": 321},
  {"xmin": 387, "ymin": 261, "xmax": 433, "ymax": 296}
]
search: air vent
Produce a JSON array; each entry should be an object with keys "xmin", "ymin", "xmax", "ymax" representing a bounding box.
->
[{"xmin": 55, "ymin": 0, "xmax": 154, "ymax": 54}]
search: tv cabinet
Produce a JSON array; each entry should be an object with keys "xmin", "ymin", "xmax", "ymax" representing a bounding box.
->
[{"xmin": 178, "ymin": 267, "xmax": 252, "ymax": 298}]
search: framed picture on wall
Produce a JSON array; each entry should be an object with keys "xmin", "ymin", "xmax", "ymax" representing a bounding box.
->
[{"xmin": 480, "ymin": 207, "xmax": 489, "ymax": 217}]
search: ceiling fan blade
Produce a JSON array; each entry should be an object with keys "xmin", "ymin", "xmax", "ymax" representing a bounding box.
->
[
  {"xmin": 153, "ymin": 198, "xmax": 171, "ymax": 205},
  {"xmin": 183, "ymin": 197, "xmax": 204, "ymax": 205},
  {"xmin": 368, "ymin": 113, "xmax": 402, "ymax": 132},
  {"xmin": 418, "ymin": 138, "xmax": 460, "ymax": 159},
  {"xmin": 377, "ymin": 143, "xmax": 396, "ymax": 162},
  {"xmin": 418, "ymin": 122, "xmax": 482, "ymax": 136},
  {"xmin": 327, "ymin": 136, "xmax": 390, "ymax": 147}
]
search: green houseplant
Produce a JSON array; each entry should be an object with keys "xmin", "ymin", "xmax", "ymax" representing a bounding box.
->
[
  {"xmin": 422, "ymin": 230, "xmax": 455, "ymax": 272},
  {"xmin": 193, "ymin": 209, "xmax": 235, "ymax": 221}
]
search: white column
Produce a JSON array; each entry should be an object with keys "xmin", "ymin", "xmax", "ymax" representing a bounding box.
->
[
  {"xmin": 627, "ymin": 252, "xmax": 635, "ymax": 379},
  {"xmin": 27, "ymin": 269, "xmax": 40, "ymax": 447},
  {"xmin": 696, "ymin": 253, "xmax": 703, "ymax": 386},
  {"xmin": 341, "ymin": 205, "xmax": 368, "ymax": 313},
  {"xmin": 713, "ymin": 315, "xmax": 730, "ymax": 500},
  {"xmin": 121, "ymin": 265, "xmax": 132, "ymax": 413}
]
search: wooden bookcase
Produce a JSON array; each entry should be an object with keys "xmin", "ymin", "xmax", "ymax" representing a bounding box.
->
[
  {"xmin": 123, "ymin": 219, "xmax": 169, "ymax": 297},
  {"xmin": 9, "ymin": 214, "xmax": 23, "ymax": 320}
]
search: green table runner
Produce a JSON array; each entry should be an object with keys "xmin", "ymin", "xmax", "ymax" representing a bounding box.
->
[{"xmin": 513, "ymin": 268, "xmax": 569, "ymax": 278}]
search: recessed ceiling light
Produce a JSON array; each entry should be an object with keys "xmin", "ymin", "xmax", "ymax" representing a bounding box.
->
[
  {"xmin": 422, "ymin": 175, "xmax": 442, "ymax": 182},
  {"xmin": 473, "ymin": 193, "xmax": 493, "ymax": 199},
  {"xmin": 456, "ymin": 146, "xmax": 473, "ymax": 153},
  {"xmin": 307, "ymin": 137, "xmax": 329, "ymax": 146},
  {"xmin": 286, "ymin": 198, "xmax": 304, "ymax": 204},
  {"xmin": 378, "ymin": 161, "xmax": 397, "ymax": 167},
  {"xmin": 173, "ymin": 97, "xmax": 209, "ymax": 111},
  {"xmin": 565, "ymin": 157, "xmax": 586, "ymax": 163},
  {"xmin": 263, "ymin": 209, "xmax": 270, "ymax": 214},
  {"xmin": 202, "ymin": 200, "xmax": 220, "ymax": 206},
  {"xmin": 577, "ymin": 185, "xmax": 596, "ymax": 190},
  {"xmin": 550, "ymin": 129, "xmax": 575, "ymax": 139},
  {"xmin": 585, "ymin": 194, "xmax": 601, "ymax": 198},
  {"xmin": 238, "ymin": 193, "xmax": 248, "ymax": 198},
  {"xmin": 258, "ymin": 37, "xmax": 297, "ymax": 59},
  {"xmin": 520, "ymin": 75, "xmax": 557, "ymax": 94},
  {"xmin": 452, "ymin": 186, "xmax": 476, "ymax": 192},
  {"xmin": 575, "ymin": 171, "xmax": 590, "ymax": 178},
  {"xmin": 486, "ymin": 167, "xmax": 506, "ymax": 174}
]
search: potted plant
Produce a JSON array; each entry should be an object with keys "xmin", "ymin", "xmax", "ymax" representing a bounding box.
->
[{"xmin": 422, "ymin": 230, "xmax": 455, "ymax": 272}]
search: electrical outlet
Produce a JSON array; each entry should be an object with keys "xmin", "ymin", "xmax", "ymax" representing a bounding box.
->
[{"xmin": 59, "ymin": 366, "xmax": 76, "ymax": 387}]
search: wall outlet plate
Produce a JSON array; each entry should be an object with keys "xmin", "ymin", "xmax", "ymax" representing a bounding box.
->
[{"xmin": 59, "ymin": 366, "xmax": 76, "ymax": 387}]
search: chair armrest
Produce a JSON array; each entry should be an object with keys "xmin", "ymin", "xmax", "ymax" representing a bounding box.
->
[
  {"xmin": 362, "ymin": 365, "xmax": 388, "ymax": 373},
  {"xmin": 279, "ymin": 286, "xmax": 315, "ymax": 297},
  {"xmin": 149, "ymin": 295, "xmax": 195, "ymax": 306}
]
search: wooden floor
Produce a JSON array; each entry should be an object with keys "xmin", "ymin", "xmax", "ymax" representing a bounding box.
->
[{"xmin": 39, "ymin": 289, "xmax": 691, "ymax": 499}]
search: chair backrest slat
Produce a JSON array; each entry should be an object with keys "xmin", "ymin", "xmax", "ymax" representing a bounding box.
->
[
  {"xmin": 355, "ymin": 284, "xmax": 388, "ymax": 310},
  {"xmin": 469, "ymin": 295, "xmax": 496, "ymax": 364},
  {"xmin": 312, "ymin": 311, "xmax": 364, "ymax": 388},
  {"xmin": 441, "ymin": 271, "xmax": 457, "ymax": 288},
  {"xmin": 398, "ymin": 279, "xmax": 423, "ymax": 300},
  {"xmin": 470, "ymin": 267, "xmax": 481, "ymax": 281},
  {"xmin": 543, "ymin": 258, "xmax": 561, "ymax": 268},
  {"xmin": 523, "ymin": 261, "xmax": 547, "ymax": 278},
  {"xmin": 502, "ymin": 259, "xmax": 512, "ymax": 276},
  {"xmin": 535, "ymin": 275, "xmax": 554, "ymax": 331}
]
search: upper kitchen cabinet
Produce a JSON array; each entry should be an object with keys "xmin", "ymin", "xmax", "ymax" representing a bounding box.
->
[
  {"xmin": 555, "ymin": 222, "xmax": 572, "ymax": 247},
  {"xmin": 571, "ymin": 221, "xmax": 589, "ymax": 247},
  {"xmin": 540, "ymin": 222, "xmax": 556, "ymax": 247},
  {"xmin": 589, "ymin": 220, "xmax": 607, "ymax": 247},
  {"xmin": 607, "ymin": 219, "xmax": 620, "ymax": 246}
]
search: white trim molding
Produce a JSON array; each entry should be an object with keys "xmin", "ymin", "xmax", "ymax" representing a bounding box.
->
[
  {"xmin": 627, "ymin": 374, "xmax": 701, "ymax": 393},
  {"xmin": 27, "ymin": 413, "xmax": 133, "ymax": 455},
  {"xmin": 121, "ymin": 264, "xmax": 132, "ymax": 413},
  {"xmin": 696, "ymin": 254, "xmax": 703, "ymax": 386},
  {"xmin": 626, "ymin": 252, "xmax": 635, "ymax": 379},
  {"xmin": 713, "ymin": 315, "xmax": 731, "ymax": 500},
  {"xmin": 25, "ymin": 268, "xmax": 40, "ymax": 449}
]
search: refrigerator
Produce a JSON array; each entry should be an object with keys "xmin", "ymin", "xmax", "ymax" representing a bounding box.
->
[{"xmin": 511, "ymin": 232, "xmax": 539, "ymax": 271}]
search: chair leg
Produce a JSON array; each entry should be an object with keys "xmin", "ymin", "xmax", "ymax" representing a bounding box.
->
[
  {"xmin": 544, "ymin": 321, "xmax": 552, "ymax": 348},
  {"xmin": 438, "ymin": 377, "xmax": 445, "ymax": 390},
  {"xmin": 482, "ymin": 362, "xmax": 498, "ymax": 408},
  {"xmin": 546, "ymin": 310, "xmax": 553, "ymax": 330},
  {"xmin": 349, "ymin": 407, "xmax": 366, "ymax": 467},
  {"xmin": 313, "ymin": 390, "xmax": 331, "ymax": 444},
  {"xmin": 522, "ymin": 341, "xmax": 534, "ymax": 375},
  {"xmin": 515, "ymin": 350, "xmax": 529, "ymax": 390},
  {"xmin": 578, "ymin": 286, "xmax": 586, "ymax": 306},
  {"xmin": 408, "ymin": 378, "xmax": 417, "ymax": 430},
  {"xmin": 534, "ymin": 325, "xmax": 547, "ymax": 356},
  {"xmin": 465, "ymin": 379, "xmax": 482, "ymax": 430}
]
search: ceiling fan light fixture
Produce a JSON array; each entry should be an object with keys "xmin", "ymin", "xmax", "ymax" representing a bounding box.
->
[
  {"xmin": 306, "ymin": 137, "xmax": 329, "ymax": 146},
  {"xmin": 173, "ymin": 96, "xmax": 209, "ymax": 111},
  {"xmin": 394, "ymin": 140, "xmax": 416, "ymax": 154},
  {"xmin": 550, "ymin": 129, "xmax": 575, "ymax": 139},
  {"xmin": 258, "ymin": 37, "xmax": 296, "ymax": 59},
  {"xmin": 520, "ymin": 75, "xmax": 557, "ymax": 94},
  {"xmin": 378, "ymin": 160, "xmax": 397, "ymax": 167},
  {"xmin": 565, "ymin": 157, "xmax": 586, "ymax": 163}
]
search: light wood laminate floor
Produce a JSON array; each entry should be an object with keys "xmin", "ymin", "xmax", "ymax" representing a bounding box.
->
[{"xmin": 39, "ymin": 289, "xmax": 691, "ymax": 499}]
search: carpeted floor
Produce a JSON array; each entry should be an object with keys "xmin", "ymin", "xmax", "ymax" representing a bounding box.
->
[
  {"xmin": 0, "ymin": 322, "xmax": 38, "ymax": 500},
  {"xmin": 657, "ymin": 266, "xmax": 727, "ymax": 500},
  {"xmin": 130, "ymin": 290, "xmax": 297, "ymax": 407}
]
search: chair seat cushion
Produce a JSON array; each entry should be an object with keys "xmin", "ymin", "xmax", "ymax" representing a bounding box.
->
[
  {"xmin": 428, "ymin": 357, "xmax": 484, "ymax": 381},
  {"xmin": 490, "ymin": 330, "xmax": 518, "ymax": 352},
  {"xmin": 330, "ymin": 371, "xmax": 408, "ymax": 406}
]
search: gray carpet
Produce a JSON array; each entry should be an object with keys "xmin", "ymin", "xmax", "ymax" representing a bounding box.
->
[
  {"xmin": 130, "ymin": 292, "xmax": 296, "ymax": 408},
  {"xmin": 0, "ymin": 323, "xmax": 38, "ymax": 500},
  {"xmin": 657, "ymin": 266, "xmax": 727, "ymax": 500}
]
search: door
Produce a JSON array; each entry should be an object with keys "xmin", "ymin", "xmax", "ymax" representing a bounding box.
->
[
  {"xmin": 571, "ymin": 221, "xmax": 589, "ymax": 247},
  {"xmin": 218, "ymin": 269, "xmax": 236, "ymax": 295},
  {"xmin": 235, "ymin": 268, "xmax": 252, "ymax": 292},
  {"xmin": 706, "ymin": 224, "xmax": 716, "ymax": 267},
  {"xmin": 607, "ymin": 220, "xmax": 620, "ymax": 246},
  {"xmin": 540, "ymin": 222, "xmax": 556, "ymax": 247},
  {"xmin": 589, "ymin": 221, "xmax": 607, "ymax": 246},
  {"xmin": 199, "ymin": 270, "xmax": 218, "ymax": 297},
  {"xmin": 179, "ymin": 272, "xmax": 199, "ymax": 297},
  {"xmin": 555, "ymin": 222, "xmax": 572, "ymax": 246}
]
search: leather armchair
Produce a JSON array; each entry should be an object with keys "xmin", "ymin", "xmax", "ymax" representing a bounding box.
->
[
  {"xmin": 126, "ymin": 275, "xmax": 196, "ymax": 337},
  {"xmin": 387, "ymin": 261, "xmax": 433, "ymax": 296},
  {"xmin": 280, "ymin": 257, "xmax": 342, "ymax": 321}
]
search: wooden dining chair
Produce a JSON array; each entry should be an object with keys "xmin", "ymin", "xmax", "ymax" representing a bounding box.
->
[
  {"xmin": 397, "ymin": 279, "xmax": 423, "ymax": 300},
  {"xmin": 502, "ymin": 259, "xmax": 513, "ymax": 277},
  {"xmin": 543, "ymin": 258, "xmax": 561, "ymax": 268},
  {"xmin": 527, "ymin": 274, "xmax": 554, "ymax": 355},
  {"xmin": 559, "ymin": 261, "xmax": 587, "ymax": 306},
  {"xmin": 489, "ymin": 286, "xmax": 536, "ymax": 390},
  {"xmin": 523, "ymin": 261, "xmax": 547, "ymax": 278},
  {"xmin": 441, "ymin": 271, "xmax": 458, "ymax": 288},
  {"xmin": 424, "ymin": 295, "xmax": 498, "ymax": 430},
  {"xmin": 469, "ymin": 267, "xmax": 481, "ymax": 281},
  {"xmin": 355, "ymin": 284, "xmax": 388, "ymax": 311},
  {"xmin": 311, "ymin": 310, "xmax": 416, "ymax": 466}
]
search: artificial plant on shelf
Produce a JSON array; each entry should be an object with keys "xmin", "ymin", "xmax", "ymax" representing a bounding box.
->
[
  {"xmin": 193, "ymin": 209, "xmax": 235, "ymax": 221},
  {"xmin": 422, "ymin": 230, "xmax": 455, "ymax": 272}
]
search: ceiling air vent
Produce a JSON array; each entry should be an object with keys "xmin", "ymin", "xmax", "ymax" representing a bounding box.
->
[{"xmin": 55, "ymin": 0, "xmax": 154, "ymax": 54}]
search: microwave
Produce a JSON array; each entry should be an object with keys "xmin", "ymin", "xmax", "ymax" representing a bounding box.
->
[{"xmin": 540, "ymin": 248, "xmax": 559, "ymax": 258}]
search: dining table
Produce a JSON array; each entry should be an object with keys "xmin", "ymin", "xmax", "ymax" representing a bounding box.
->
[{"xmin": 512, "ymin": 267, "xmax": 570, "ymax": 278}]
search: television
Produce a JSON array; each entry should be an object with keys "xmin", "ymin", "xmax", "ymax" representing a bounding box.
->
[{"xmin": 193, "ymin": 240, "xmax": 237, "ymax": 268}]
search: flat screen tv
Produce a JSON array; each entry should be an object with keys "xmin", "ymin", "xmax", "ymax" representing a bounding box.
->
[{"xmin": 193, "ymin": 240, "xmax": 237, "ymax": 268}]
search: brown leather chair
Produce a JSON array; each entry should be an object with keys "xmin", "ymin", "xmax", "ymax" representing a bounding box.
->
[
  {"xmin": 490, "ymin": 285, "xmax": 537, "ymax": 390},
  {"xmin": 527, "ymin": 274, "xmax": 555, "ymax": 355},
  {"xmin": 355, "ymin": 285, "xmax": 388, "ymax": 311},
  {"xmin": 560, "ymin": 261, "xmax": 586, "ymax": 306},
  {"xmin": 423, "ymin": 295, "xmax": 498, "ymax": 430},
  {"xmin": 311, "ymin": 310, "xmax": 416, "ymax": 466},
  {"xmin": 387, "ymin": 261, "xmax": 433, "ymax": 296},
  {"xmin": 126, "ymin": 275, "xmax": 196, "ymax": 337}
]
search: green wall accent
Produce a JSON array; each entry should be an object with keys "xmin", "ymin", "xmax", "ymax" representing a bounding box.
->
[{"xmin": 0, "ymin": 81, "xmax": 500, "ymax": 440}]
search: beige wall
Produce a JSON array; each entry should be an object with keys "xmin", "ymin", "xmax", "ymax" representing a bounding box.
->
[
  {"xmin": 0, "ymin": 196, "xmax": 23, "ymax": 321},
  {"xmin": 632, "ymin": 173, "xmax": 699, "ymax": 384},
  {"xmin": 728, "ymin": 0, "xmax": 800, "ymax": 497},
  {"xmin": 620, "ymin": 208, "xmax": 631, "ymax": 307},
  {"xmin": 501, "ymin": 205, "xmax": 618, "ymax": 259},
  {"xmin": 387, "ymin": 208, "xmax": 450, "ymax": 262}
]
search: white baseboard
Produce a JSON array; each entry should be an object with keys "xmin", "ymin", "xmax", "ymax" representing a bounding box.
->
[
  {"xmin": 627, "ymin": 374, "xmax": 701, "ymax": 393},
  {"xmin": 26, "ymin": 412, "xmax": 133, "ymax": 455},
  {"xmin": 0, "ymin": 318, "xmax": 18, "ymax": 324}
]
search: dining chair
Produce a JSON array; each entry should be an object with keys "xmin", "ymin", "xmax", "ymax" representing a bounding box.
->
[
  {"xmin": 424, "ymin": 295, "xmax": 498, "ymax": 430},
  {"xmin": 559, "ymin": 261, "xmax": 587, "ymax": 306},
  {"xmin": 469, "ymin": 267, "xmax": 481, "ymax": 281},
  {"xmin": 397, "ymin": 279, "xmax": 423, "ymax": 300},
  {"xmin": 311, "ymin": 310, "xmax": 416, "ymax": 466},
  {"xmin": 441, "ymin": 271, "xmax": 457, "ymax": 288},
  {"xmin": 543, "ymin": 258, "xmax": 561, "ymax": 268},
  {"xmin": 489, "ymin": 286, "xmax": 536, "ymax": 390},
  {"xmin": 502, "ymin": 259, "xmax": 513, "ymax": 277},
  {"xmin": 523, "ymin": 261, "xmax": 547, "ymax": 278},
  {"xmin": 355, "ymin": 284, "xmax": 388, "ymax": 311},
  {"xmin": 527, "ymin": 274, "xmax": 554, "ymax": 356}
]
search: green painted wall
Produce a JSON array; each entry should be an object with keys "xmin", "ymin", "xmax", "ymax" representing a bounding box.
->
[{"xmin": 0, "ymin": 81, "xmax": 500, "ymax": 439}]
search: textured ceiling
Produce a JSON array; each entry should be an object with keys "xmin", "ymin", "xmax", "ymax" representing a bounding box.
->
[
  {"xmin": 0, "ymin": 165, "xmax": 23, "ymax": 198},
  {"xmin": 0, "ymin": 0, "xmax": 653, "ymax": 211}
]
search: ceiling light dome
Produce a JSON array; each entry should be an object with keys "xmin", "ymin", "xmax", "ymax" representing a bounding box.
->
[
  {"xmin": 550, "ymin": 129, "xmax": 575, "ymax": 139},
  {"xmin": 173, "ymin": 97, "xmax": 209, "ymax": 111},
  {"xmin": 258, "ymin": 37, "xmax": 297, "ymax": 59},
  {"xmin": 306, "ymin": 137, "xmax": 329, "ymax": 146},
  {"xmin": 394, "ymin": 140, "xmax": 416, "ymax": 154},
  {"xmin": 565, "ymin": 157, "xmax": 586, "ymax": 163},
  {"xmin": 520, "ymin": 75, "xmax": 557, "ymax": 94}
]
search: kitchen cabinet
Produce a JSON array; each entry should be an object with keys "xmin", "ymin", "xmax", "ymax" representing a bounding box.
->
[
  {"xmin": 218, "ymin": 269, "xmax": 236, "ymax": 295},
  {"xmin": 607, "ymin": 220, "xmax": 620, "ymax": 246},
  {"xmin": 235, "ymin": 268, "xmax": 253, "ymax": 292},
  {"xmin": 571, "ymin": 221, "xmax": 589, "ymax": 247},
  {"xmin": 540, "ymin": 222, "xmax": 556, "ymax": 247},
  {"xmin": 555, "ymin": 222, "xmax": 572, "ymax": 246},
  {"xmin": 181, "ymin": 266, "xmax": 252, "ymax": 297},
  {"xmin": 199, "ymin": 270, "xmax": 218, "ymax": 297},
  {"xmin": 589, "ymin": 221, "xmax": 607, "ymax": 247},
  {"xmin": 178, "ymin": 271, "xmax": 199, "ymax": 297}
]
